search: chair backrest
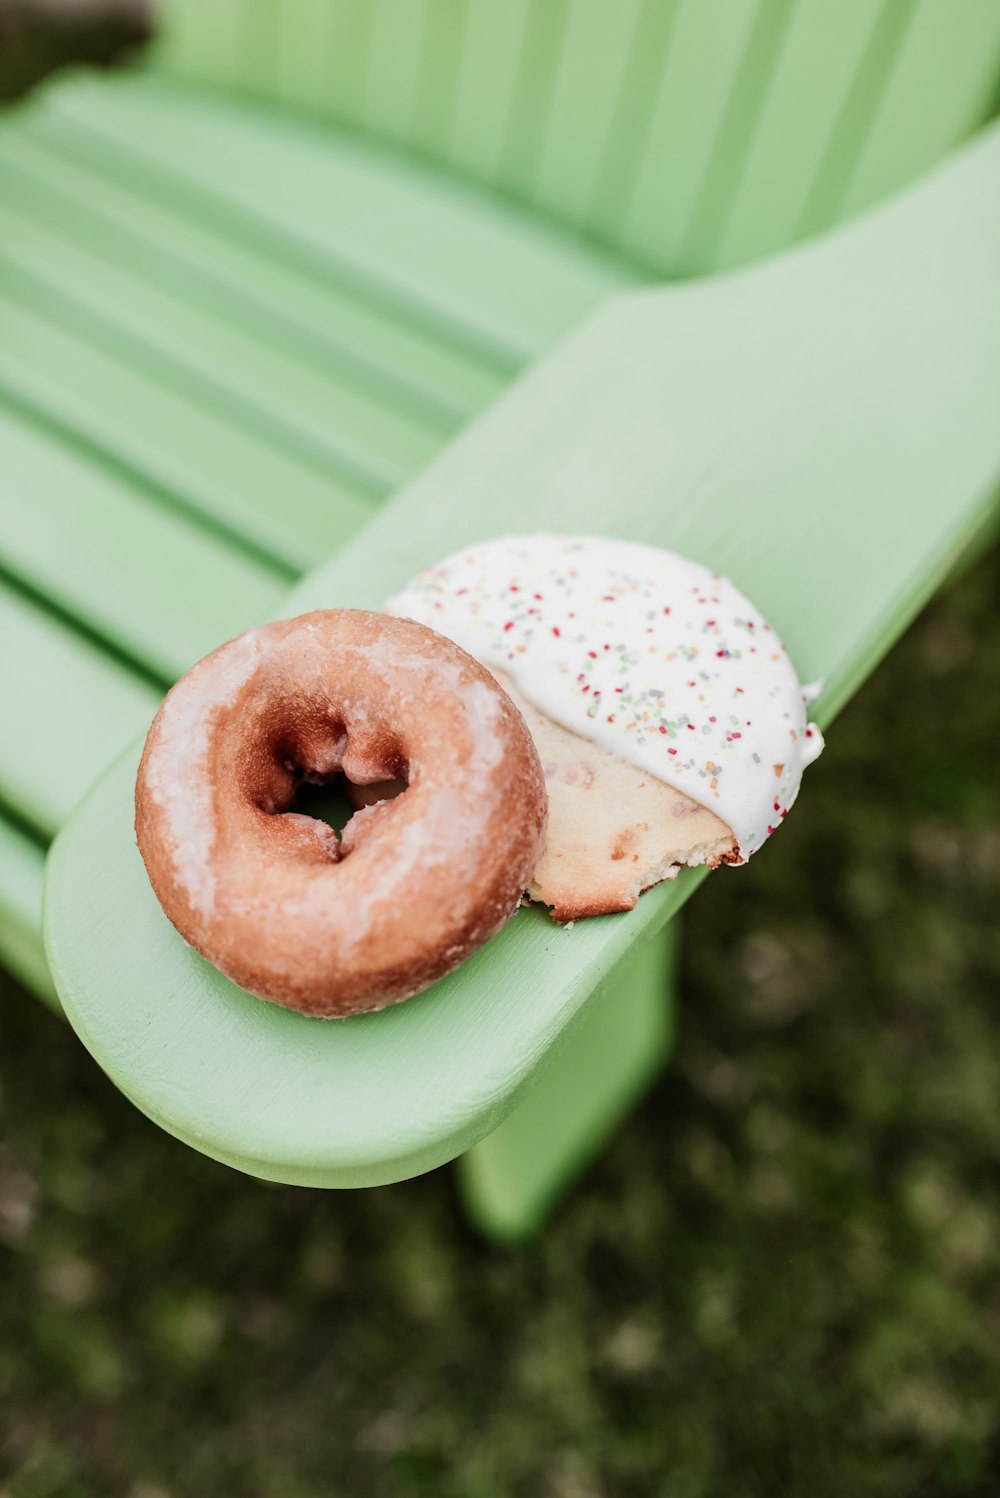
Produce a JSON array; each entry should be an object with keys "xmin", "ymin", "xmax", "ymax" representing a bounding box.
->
[{"xmin": 153, "ymin": 0, "xmax": 1000, "ymax": 277}]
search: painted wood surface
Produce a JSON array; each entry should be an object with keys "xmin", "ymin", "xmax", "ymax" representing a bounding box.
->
[
  {"xmin": 154, "ymin": 0, "xmax": 1000, "ymax": 277},
  {"xmin": 0, "ymin": 585, "xmax": 160, "ymax": 839},
  {"xmin": 45, "ymin": 75, "xmax": 640, "ymax": 366},
  {"xmin": 0, "ymin": 69, "xmax": 638, "ymax": 999},
  {"xmin": 44, "ymin": 123, "xmax": 1000, "ymax": 1187},
  {"xmin": 5, "ymin": 116, "xmax": 506, "ymax": 427}
]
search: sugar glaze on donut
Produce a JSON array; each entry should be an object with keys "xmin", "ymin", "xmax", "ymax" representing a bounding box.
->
[{"xmin": 135, "ymin": 610, "xmax": 547, "ymax": 1018}]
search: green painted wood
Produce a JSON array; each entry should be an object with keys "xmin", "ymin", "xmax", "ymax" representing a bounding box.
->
[
  {"xmin": 0, "ymin": 821, "xmax": 57, "ymax": 1010},
  {"xmin": 444, "ymin": 0, "xmax": 534, "ymax": 182},
  {"xmin": 577, "ymin": 0, "xmax": 679, "ymax": 244},
  {"xmin": 712, "ymin": 0, "xmax": 885, "ymax": 270},
  {"xmin": 46, "ymin": 74, "xmax": 641, "ymax": 367},
  {"xmin": 0, "ymin": 145, "xmax": 463, "ymax": 448},
  {"xmin": 837, "ymin": 0, "xmax": 1000, "ymax": 223},
  {"xmin": 232, "ymin": 0, "xmax": 283, "ymax": 99},
  {"xmin": 152, "ymin": 0, "xmax": 1000, "ymax": 278},
  {"xmin": 619, "ymin": 0, "xmax": 762, "ymax": 272},
  {"xmin": 272, "ymin": 0, "xmax": 341, "ymax": 115},
  {"xmin": 0, "ymin": 198, "xmax": 436, "ymax": 497},
  {"xmin": 409, "ymin": 0, "xmax": 469, "ymax": 161},
  {"xmin": 0, "ymin": 398, "xmax": 283, "ymax": 682},
  {"xmin": 0, "ymin": 586, "xmax": 159, "ymax": 840},
  {"xmin": 675, "ymin": 0, "xmax": 798, "ymax": 274},
  {"xmin": 795, "ymin": 0, "xmax": 920, "ymax": 244},
  {"xmin": 495, "ymin": 0, "xmax": 571, "ymax": 197},
  {"xmin": 8, "ymin": 116, "xmax": 506, "ymax": 426},
  {"xmin": 530, "ymin": 0, "xmax": 648, "ymax": 227},
  {"xmin": 0, "ymin": 290, "xmax": 364, "ymax": 578},
  {"xmin": 315, "ymin": 0, "xmax": 373, "ymax": 126},
  {"xmin": 360, "ymin": 0, "xmax": 428, "ymax": 145},
  {"xmin": 45, "ymin": 124, "xmax": 1000, "ymax": 1188},
  {"xmin": 458, "ymin": 924, "xmax": 675, "ymax": 1242},
  {"xmin": 152, "ymin": 0, "xmax": 242, "ymax": 90}
]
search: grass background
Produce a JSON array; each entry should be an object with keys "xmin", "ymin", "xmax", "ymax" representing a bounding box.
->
[{"xmin": 1, "ymin": 544, "xmax": 998, "ymax": 1498}]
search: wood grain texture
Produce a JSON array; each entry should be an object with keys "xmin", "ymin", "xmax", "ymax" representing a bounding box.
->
[{"xmin": 45, "ymin": 123, "xmax": 1000, "ymax": 1187}]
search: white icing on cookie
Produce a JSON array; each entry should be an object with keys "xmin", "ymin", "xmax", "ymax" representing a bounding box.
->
[{"xmin": 388, "ymin": 534, "xmax": 824, "ymax": 861}]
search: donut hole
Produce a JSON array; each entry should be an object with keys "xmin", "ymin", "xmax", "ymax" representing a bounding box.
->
[
  {"xmin": 241, "ymin": 699, "xmax": 413, "ymax": 859},
  {"xmin": 288, "ymin": 775, "xmax": 356, "ymax": 836},
  {"xmin": 280, "ymin": 759, "xmax": 411, "ymax": 861},
  {"xmin": 290, "ymin": 769, "xmax": 410, "ymax": 857}
]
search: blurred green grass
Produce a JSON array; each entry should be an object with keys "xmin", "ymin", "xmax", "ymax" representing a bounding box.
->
[{"xmin": 1, "ymin": 544, "xmax": 998, "ymax": 1498}]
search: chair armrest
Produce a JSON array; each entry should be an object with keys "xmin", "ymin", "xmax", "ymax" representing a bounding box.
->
[{"xmin": 45, "ymin": 121, "xmax": 1000, "ymax": 1188}]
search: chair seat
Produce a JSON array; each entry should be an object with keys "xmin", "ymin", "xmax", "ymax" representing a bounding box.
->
[{"xmin": 0, "ymin": 71, "xmax": 641, "ymax": 992}]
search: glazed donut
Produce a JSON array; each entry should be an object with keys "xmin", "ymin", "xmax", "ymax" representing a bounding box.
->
[{"xmin": 134, "ymin": 610, "xmax": 547, "ymax": 1018}]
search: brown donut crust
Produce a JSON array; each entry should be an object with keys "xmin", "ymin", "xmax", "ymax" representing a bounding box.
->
[{"xmin": 134, "ymin": 610, "xmax": 547, "ymax": 1018}]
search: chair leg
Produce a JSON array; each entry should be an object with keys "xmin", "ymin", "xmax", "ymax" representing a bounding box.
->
[{"xmin": 456, "ymin": 920, "xmax": 677, "ymax": 1243}]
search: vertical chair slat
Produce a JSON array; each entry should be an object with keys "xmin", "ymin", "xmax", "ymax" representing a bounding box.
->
[
  {"xmin": 495, "ymin": 0, "xmax": 572, "ymax": 197},
  {"xmin": 361, "ymin": 0, "xmax": 429, "ymax": 145},
  {"xmin": 530, "ymin": 0, "xmax": 649, "ymax": 230},
  {"xmin": 446, "ymin": 0, "xmax": 535, "ymax": 182},
  {"xmin": 409, "ymin": 0, "xmax": 470, "ymax": 161},
  {"xmin": 233, "ymin": 0, "xmax": 283, "ymax": 99},
  {"xmin": 619, "ymin": 0, "xmax": 761, "ymax": 273},
  {"xmin": 272, "ymin": 0, "xmax": 340, "ymax": 113},
  {"xmin": 151, "ymin": 0, "xmax": 243, "ymax": 89},
  {"xmin": 317, "ymin": 0, "xmax": 374, "ymax": 125},
  {"xmin": 712, "ymin": 0, "xmax": 885, "ymax": 270},
  {"xmin": 585, "ymin": 0, "xmax": 680, "ymax": 248},
  {"xmin": 838, "ymin": 0, "xmax": 1000, "ymax": 222},
  {"xmin": 795, "ymin": 0, "xmax": 920, "ymax": 243},
  {"xmin": 152, "ymin": 0, "xmax": 1000, "ymax": 281},
  {"xmin": 676, "ymin": 0, "xmax": 798, "ymax": 274}
]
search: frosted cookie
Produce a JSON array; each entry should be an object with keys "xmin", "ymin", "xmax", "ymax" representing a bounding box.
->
[{"xmin": 388, "ymin": 534, "xmax": 823, "ymax": 921}]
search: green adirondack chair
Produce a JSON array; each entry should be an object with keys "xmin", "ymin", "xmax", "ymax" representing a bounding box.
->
[{"xmin": 3, "ymin": 1, "xmax": 1000, "ymax": 1239}]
